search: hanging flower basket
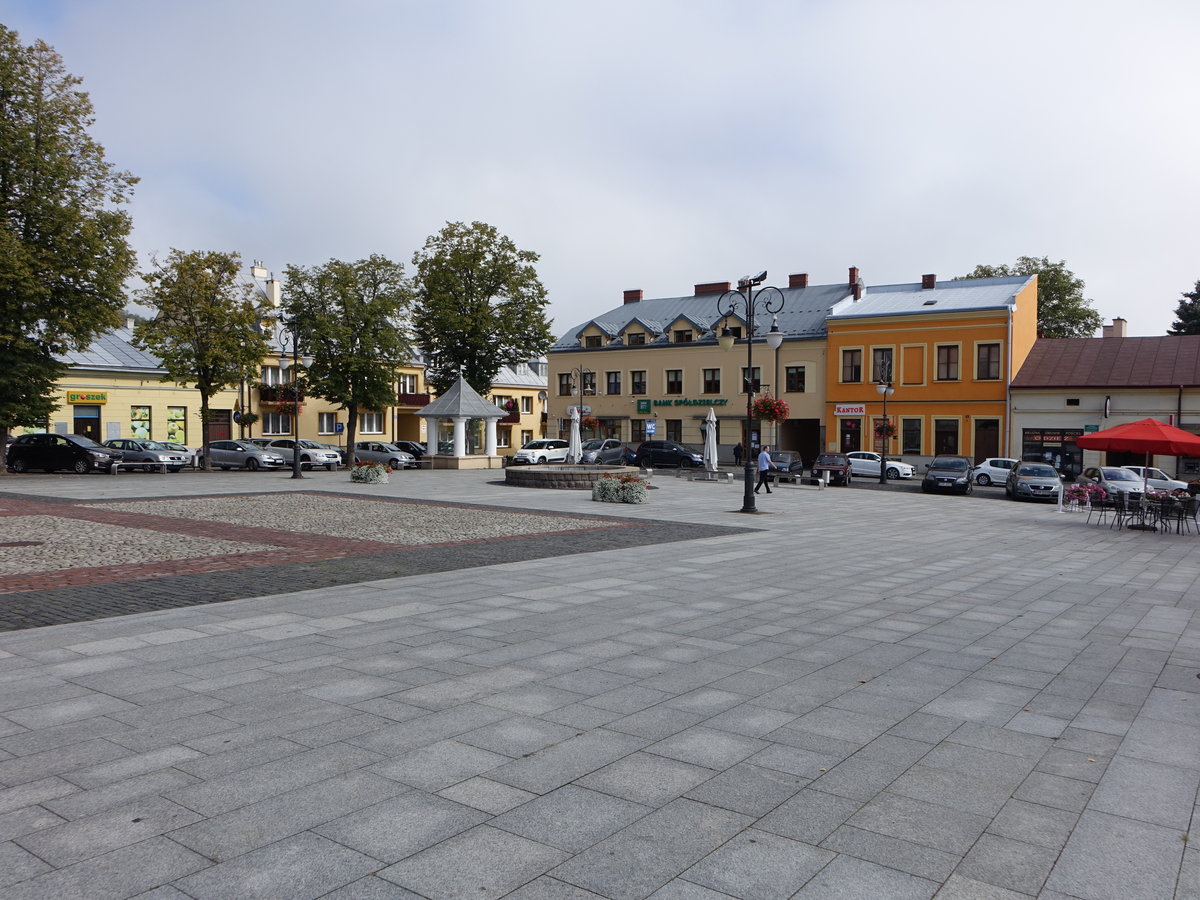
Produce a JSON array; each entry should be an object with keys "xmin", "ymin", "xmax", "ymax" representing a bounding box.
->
[
  {"xmin": 751, "ymin": 396, "xmax": 789, "ymax": 423},
  {"xmin": 874, "ymin": 422, "xmax": 897, "ymax": 439},
  {"xmin": 581, "ymin": 416, "xmax": 600, "ymax": 431}
]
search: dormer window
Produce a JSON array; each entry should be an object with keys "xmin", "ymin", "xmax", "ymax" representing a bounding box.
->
[
  {"xmin": 584, "ymin": 335, "xmax": 602, "ymax": 348},
  {"xmin": 674, "ymin": 330, "xmax": 693, "ymax": 343},
  {"xmin": 627, "ymin": 333, "xmax": 646, "ymax": 345}
]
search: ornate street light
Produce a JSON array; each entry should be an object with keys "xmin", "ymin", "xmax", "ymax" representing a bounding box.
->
[
  {"xmin": 270, "ymin": 319, "xmax": 314, "ymax": 480},
  {"xmin": 717, "ymin": 272, "xmax": 785, "ymax": 513},
  {"xmin": 876, "ymin": 359, "xmax": 895, "ymax": 485}
]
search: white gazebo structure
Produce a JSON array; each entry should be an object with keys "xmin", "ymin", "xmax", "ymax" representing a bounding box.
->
[{"xmin": 417, "ymin": 376, "xmax": 506, "ymax": 469}]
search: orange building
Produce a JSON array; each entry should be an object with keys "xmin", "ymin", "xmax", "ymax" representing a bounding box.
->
[{"xmin": 824, "ymin": 272, "xmax": 1038, "ymax": 462}]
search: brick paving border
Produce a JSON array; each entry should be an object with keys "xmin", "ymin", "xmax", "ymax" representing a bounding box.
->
[{"xmin": 0, "ymin": 490, "xmax": 754, "ymax": 630}]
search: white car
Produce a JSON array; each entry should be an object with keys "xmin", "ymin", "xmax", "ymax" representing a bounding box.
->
[
  {"xmin": 972, "ymin": 457, "xmax": 1018, "ymax": 486},
  {"xmin": 1122, "ymin": 466, "xmax": 1188, "ymax": 492},
  {"xmin": 512, "ymin": 439, "xmax": 570, "ymax": 465},
  {"xmin": 845, "ymin": 451, "xmax": 916, "ymax": 479}
]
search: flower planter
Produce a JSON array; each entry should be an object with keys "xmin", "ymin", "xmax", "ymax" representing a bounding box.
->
[
  {"xmin": 592, "ymin": 473, "xmax": 648, "ymax": 503},
  {"xmin": 350, "ymin": 462, "xmax": 390, "ymax": 484}
]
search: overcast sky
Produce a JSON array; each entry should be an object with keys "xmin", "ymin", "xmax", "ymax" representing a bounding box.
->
[{"xmin": 8, "ymin": 0, "xmax": 1199, "ymax": 338}]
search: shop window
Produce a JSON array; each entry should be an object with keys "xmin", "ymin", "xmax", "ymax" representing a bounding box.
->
[
  {"xmin": 130, "ymin": 406, "xmax": 151, "ymax": 440},
  {"xmin": 902, "ymin": 418, "xmax": 922, "ymax": 455},
  {"xmin": 631, "ymin": 419, "xmax": 648, "ymax": 442},
  {"xmin": 666, "ymin": 419, "xmax": 682, "ymax": 442},
  {"xmin": 166, "ymin": 407, "xmax": 187, "ymax": 443},
  {"xmin": 934, "ymin": 418, "xmax": 959, "ymax": 453}
]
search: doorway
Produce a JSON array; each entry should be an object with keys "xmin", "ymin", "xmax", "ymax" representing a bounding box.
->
[
  {"xmin": 208, "ymin": 410, "xmax": 232, "ymax": 441},
  {"xmin": 72, "ymin": 405, "xmax": 101, "ymax": 441},
  {"xmin": 973, "ymin": 418, "xmax": 999, "ymax": 463}
]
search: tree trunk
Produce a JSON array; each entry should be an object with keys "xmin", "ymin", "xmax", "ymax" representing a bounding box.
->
[
  {"xmin": 199, "ymin": 392, "xmax": 212, "ymax": 471},
  {"xmin": 346, "ymin": 403, "xmax": 358, "ymax": 467}
]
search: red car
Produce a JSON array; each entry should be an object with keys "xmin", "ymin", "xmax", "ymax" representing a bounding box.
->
[{"xmin": 811, "ymin": 452, "xmax": 853, "ymax": 485}]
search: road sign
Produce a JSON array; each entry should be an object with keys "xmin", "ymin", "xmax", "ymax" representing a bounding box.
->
[{"xmin": 645, "ymin": 421, "xmax": 657, "ymax": 435}]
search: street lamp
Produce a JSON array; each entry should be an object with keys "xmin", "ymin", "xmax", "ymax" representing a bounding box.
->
[
  {"xmin": 875, "ymin": 359, "xmax": 895, "ymax": 485},
  {"xmin": 275, "ymin": 325, "xmax": 314, "ymax": 480},
  {"xmin": 569, "ymin": 365, "xmax": 594, "ymax": 433},
  {"xmin": 717, "ymin": 272, "xmax": 785, "ymax": 513}
]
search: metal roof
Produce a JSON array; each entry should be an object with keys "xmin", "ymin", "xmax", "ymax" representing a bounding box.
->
[
  {"xmin": 419, "ymin": 376, "xmax": 506, "ymax": 418},
  {"xmin": 830, "ymin": 276, "xmax": 1032, "ymax": 320},
  {"xmin": 56, "ymin": 326, "xmax": 164, "ymax": 372}
]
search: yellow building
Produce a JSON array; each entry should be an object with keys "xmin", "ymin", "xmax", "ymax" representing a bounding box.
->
[{"xmin": 825, "ymin": 272, "xmax": 1038, "ymax": 461}]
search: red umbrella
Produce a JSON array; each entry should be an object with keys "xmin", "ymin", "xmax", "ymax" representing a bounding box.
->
[{"xmin": 1076, "ymin": 418, "xmax": 1200, "ymax": 491}]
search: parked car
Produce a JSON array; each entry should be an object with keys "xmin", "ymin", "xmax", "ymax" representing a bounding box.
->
[
  {"xmin": 1121, "ymin": 466, "xmax": 1188, "ymax": 492},
  {"xmin": 1076, "ymin": 466, "xmax": 1146, "ymax": 499},
  {"xmin": 634, "ymin": 440, "xmax": 704, "ymax": 468},
  {"xmin": 103, "ymin": 438, "xmax": 190, "ymax": 472},
  {"xmin": 921, "ymin": 455, "xmax": 974, "ymax": 494},
  {"xmin": 512, "ymin": 439, "xmax": 570, "ymax": 465},
  {"xmin": 581, "ymin": 439, "xmax": 634, "ymax": 465},
  {"xmin": 352, "ymin": 441, "xmax": 417, "ymax": 469},
  {"xmin": 319, "ymin": 443, "xmax": 349, "ymax": 466},
  {"xmin": 266, "ymin": 439, "xmax": 342, "ymax": 471},
  {"xmin": 1006, "ymin": 462, "xmax": 1063, "ymax": 501},
  {"xmin": 972, "ymin": 457, "xmax": 1018, "ymax": 486},
  {"xmin": 196, "ymin": 440, "xmax": 287, "ymax": 471},
  {"xmin": 6, "ymin": 433, "xmax": 121, "ymax": 474},
  {"xmin": 768, "ymin": 450, "xmax": 806, "ymax": 483},
  {"xmin": 846, "ymin": 451, "xmax": 915, "ymax": 480},
  {"xmin": 390, "ymin": 440, "xmax": 427, "ymax": 460},
  {"xmin": 160, "ymin": 441, "xmax": 198, "ymax": 469},
  {"xmin": 811, "ymin": 452, "xmax": 853, "ymax": 485}
]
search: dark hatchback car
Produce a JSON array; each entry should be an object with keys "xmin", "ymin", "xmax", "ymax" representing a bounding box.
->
[
  {"xmin": 634, "ymin": 440, "xmax": 704, "ymax": 468},
  {"xmin": 390, "ymin": 440, "xmax": 427, "ymax": 460},
  {"xmin": 6, "ymin": 433, "xmax": 121, "ymax": 473},
  {"xmin": 768, "ymin": 451, "xmax": 807, "ymax": 482},
  {"xmin": 811, "ymin": 452, "xmax": 852, "ymax": 485},
  {"xmin": 921, "ymin": 455, "xmax": 975, "ymax": 494}
]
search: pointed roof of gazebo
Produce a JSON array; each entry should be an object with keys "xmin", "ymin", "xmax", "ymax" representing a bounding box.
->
[{"xmin": 418, "ymin": 375, "xmax": 506, "ymax": 419}]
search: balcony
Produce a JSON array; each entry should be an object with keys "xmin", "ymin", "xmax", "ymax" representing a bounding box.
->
[
  {"xmin": 397, "ymin": 392, "xmax": 431, "ymax": 407},
  {"xmin": 258, "ymin": 385, "xmax": 304, "ymax": 403},
  {"xmin": 498, "ymin": 409, "xmax": 521, "ymax": 424}
]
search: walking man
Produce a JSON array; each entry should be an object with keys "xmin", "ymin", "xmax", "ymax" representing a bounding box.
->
[
  {"xmin": 733, "ymin": 442, "xmax": 742, "ymax": 467},
  {"xmin": 755, "ymin": 444, "xmax": 774, "ymax": 494}
]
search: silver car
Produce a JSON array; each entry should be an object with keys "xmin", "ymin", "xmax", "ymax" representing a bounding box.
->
[
  {"xmin": 160, "ymin": 441, "xmax": 197, "ymax": 469},
  {"xmin": 103, "ymin": 439, "xmax": 190, "ymax": 472},
  {"xmin": 1076, "ymin": 466, "xmax": 1146, "ymax": 499},
  {"xmin": 1121, "ymin": 466, "xmax": 1188, "ymax": 492},
  {"xmin": 580, "ymin": 439, "xmax": 633, "ymax": 465},
  {"xmin": 1005, "ymin": 462, "xmax": 1062, "ymax": 501},
  {"xmin": 266, "ymin": 439, "xmax": 342, "ymax": 471},
  {"xmin": 196, "ymin": 440, "xmax": 287, "ymax": 471},
  {"xmin": 352, "ymin": 441, "xmax": 416, "ymax": 468}
]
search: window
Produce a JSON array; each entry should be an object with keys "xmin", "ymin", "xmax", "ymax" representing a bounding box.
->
[
  {"xmin": 934, "ymin": 419, "xmax": 959, "ymax": 453},
  {"xmin": 606, "ymin": 371, "xmax": 621, "ymax": 395},
  {"xmin": 263, "ymin": 412, "xmax": 292, "ymax": 435},
  {"xmin": 627, "ymin": 332, "xmax": 646, "ymax": 345},
  {"xmin": 584, "ymin": 335, "xmax": 602, "ymax": 348},
  {"xmin": 902, "ymin": 418, "xmax": 922, "ymax": 455},
  {"xmin": 741, "ymin": 366, "xmax": 761, "ymax": 393},
  {"xmin": 497, "ymin": 427, "xmax": 511, "ymax": 448},
  {"xmin": 976, "ymin": 343, "xmax": 1001, "ymax": 380},
  {"xmin": 166, "ymin": 407, "xmax": 186, "ymax": 443},
  {"xmin": 580, "ymin": 371, "xmax": 596, "ymax": 396},
  {"xmin": 130, "ymin": 406, "xmax": 151, "ymax": 440},
  {"xmin": 318, "ymin": 412, "xmax": 337, "ymax": 434},
  {"xmin": 397, "ymin": 373, "xmax": 418, "ymax": 393},
  {"xmin": 785, "ymin": 366, "xmax": 805, "ymax": 393},
  {"xmin": 631, "ymin": 370, "xmax": 647, "ymax": 395},
  {"xmin": 493, "ymin": 394, "xmax": 512, "ymax": 410},
  {"xmin": 666, "ymin": 419, "xmax": 682, "ymax": 442},
  {"xmin": 631, "ymin": 419, "xmax": 648, "ymax": 442},
  {"xmin": 521, "ymin": 429, "xmax": 533, "ymax": 445},
  {"xmin": 871, "ymin": 347, "xmax": 894, "ymax": 383},
  {"xmin": 725, "ymin": 326, "xmax": 743, "ymax": 340},
  {"xmin": 674, "ymin": 329, "xmax": 693, "ymax": 343},
  {"xmin": 359, "ymin": 412, "xmax": 383, "ymax": 433},
  {"xmin": 666, "ymin": 370, "xmax": 683, "ymax": 394},
  {"xmin": 936, "ymin": 345, "xmax": 959, "ymax": 381},
  {"xmin": 521, "ymin": 396, "xmax": 532, "ymax": 414},
  {"xmin": 702, "ymin": 368, "xmax": 721, "ymax": 393},
  {"xmin": 841, "ymin": 349, "xmax": 862, "ymax": 383},
  {"xmin": 261, "ymin": 365, "xmax": 286, "ymax": 386},
  {"xmin": 558, "ymin": 373, "xmax": 572, "ymax": 396}
]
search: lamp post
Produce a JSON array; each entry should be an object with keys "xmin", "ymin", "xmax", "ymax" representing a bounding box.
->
[
  {"xmin": 876, "ymin": 359, "xmax": 895, "ymax": 485},
  {"xmin": 717, "ymin": 272, "xmax": 785, "ymax": 513},
  {"xmin": 275, "ymin": 324, "xmax": 314, "ymax": 480},
  {"xmin": 569, "ymin": 366, "xmax": 594, "ymax": 435}
]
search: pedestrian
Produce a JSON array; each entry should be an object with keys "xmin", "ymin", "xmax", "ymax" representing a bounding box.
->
[
  {"xmin": 733, "ymin": 442, "xmax": 742, "ymax": 467},
  {"xmin": 755, "ymin": 444, "xmax": 774, "ymax": 494}
]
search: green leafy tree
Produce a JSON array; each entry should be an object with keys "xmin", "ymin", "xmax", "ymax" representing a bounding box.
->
[
  {"xmin": 412, "ymin": 221, "xmax": 553, "ymax": 396},
  {"xmin": 282, "ymin": 255, "xmax": 413, "ymax": 463},
  {"xmin": 958, "ymin": 256, "xmax": 1102, "ymax": 338},
  {"xmin": 133, "ymin": 250, "xmax": 270, "ymax": 468},
  {"xmin": 0, "ymin": 25, "xmax": 137, "ymax": 469},
  {"xmin": 1168, "ymin": 281, "xmax": 1200, "ymax": 335}
]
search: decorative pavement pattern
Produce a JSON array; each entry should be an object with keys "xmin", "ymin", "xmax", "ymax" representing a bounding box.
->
[{"xmin": 0, "ymin": 470, "xmax": 1196, "ymax": 899}]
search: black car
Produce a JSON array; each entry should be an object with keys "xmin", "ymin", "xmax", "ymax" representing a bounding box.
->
[
  {"xmin": 6, "ymin": 433, "xmax": 121, "ymax": 474},
  {"xmin": 634, "ymin": 440, "xmax": 704, "ymax": 468},
  {"xmin": 921, "ymin": 455, "xmax": 974, "ymax": 494},
  {"xmin": 390, "ymin": 440, "xmax": 427, "ymax": 460},
  {"xmin": 768, "ymin": 451, "xmax": 806, "ymax": 482}
]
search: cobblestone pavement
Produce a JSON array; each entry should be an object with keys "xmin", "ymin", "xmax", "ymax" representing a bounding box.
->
[{"xmin": 0, "ymin": 468, "xmax": 1197, "ymax": 899}]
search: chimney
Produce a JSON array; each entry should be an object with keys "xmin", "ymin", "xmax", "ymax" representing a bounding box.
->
[
  {"xmin": 694, "ymin": 281, "xmax": 731, "ymax": 296},
  {"xmin": 789, "ymin": 273, "xmax": 809, "ymax": 289},
  {"xmin": 125, "ymin": 315, "xmax": 136, "ymax": 330},
  {"xmin": 1102, "ymin": 317, "xmax": 1128, "ymax": 339},
  {"xmin": 921, "ymin": 273, "xmax": 937, "ymax": 290},
  {"xmin": 849, "ymin": 266, "xmax": 862, "ymax": 301},
  {"xmin": 623, "ymin": 289, "xmax": 643, "ymax": 305},
  {"xmin": 251, "ymin": 261, "xmax": 269, "ymax": 279}
]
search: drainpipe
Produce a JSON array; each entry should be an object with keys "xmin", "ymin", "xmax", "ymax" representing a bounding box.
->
[
  {"xmin": 1005, "ymin": 308, "xmax": 1014, "ymax": 458},
  {"xmin": 1178, "ymin": 384, "xmax": 1184, "ymax": 477}
]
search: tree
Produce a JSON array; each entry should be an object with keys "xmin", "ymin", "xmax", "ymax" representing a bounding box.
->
[
  {"xmin": 1168, "ymin": 281, "xmax": 1200, "ymax": 335},
  {"xmin": 133, "ymin": 250, "xmax": 270, "ymax": 468},
  {"xmin": 957, "ymin": 256, "xmax": 1102, "ymax": 338},
  {"xmin": 0, "ymin": 26, "xmax": 137, "ymax": 470},
  {"xmin": 282, "ymin": 256, "xmax": 413, "ymax": 464},
  {"xmin": 412, "ymin": 221, "xmax": 553, "ymax": 397}
]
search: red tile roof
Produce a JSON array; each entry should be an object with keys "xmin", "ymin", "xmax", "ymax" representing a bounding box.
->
[{"xmin": 1012, "ymin": 336, "xmax": 1200, "ymax": 388}]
